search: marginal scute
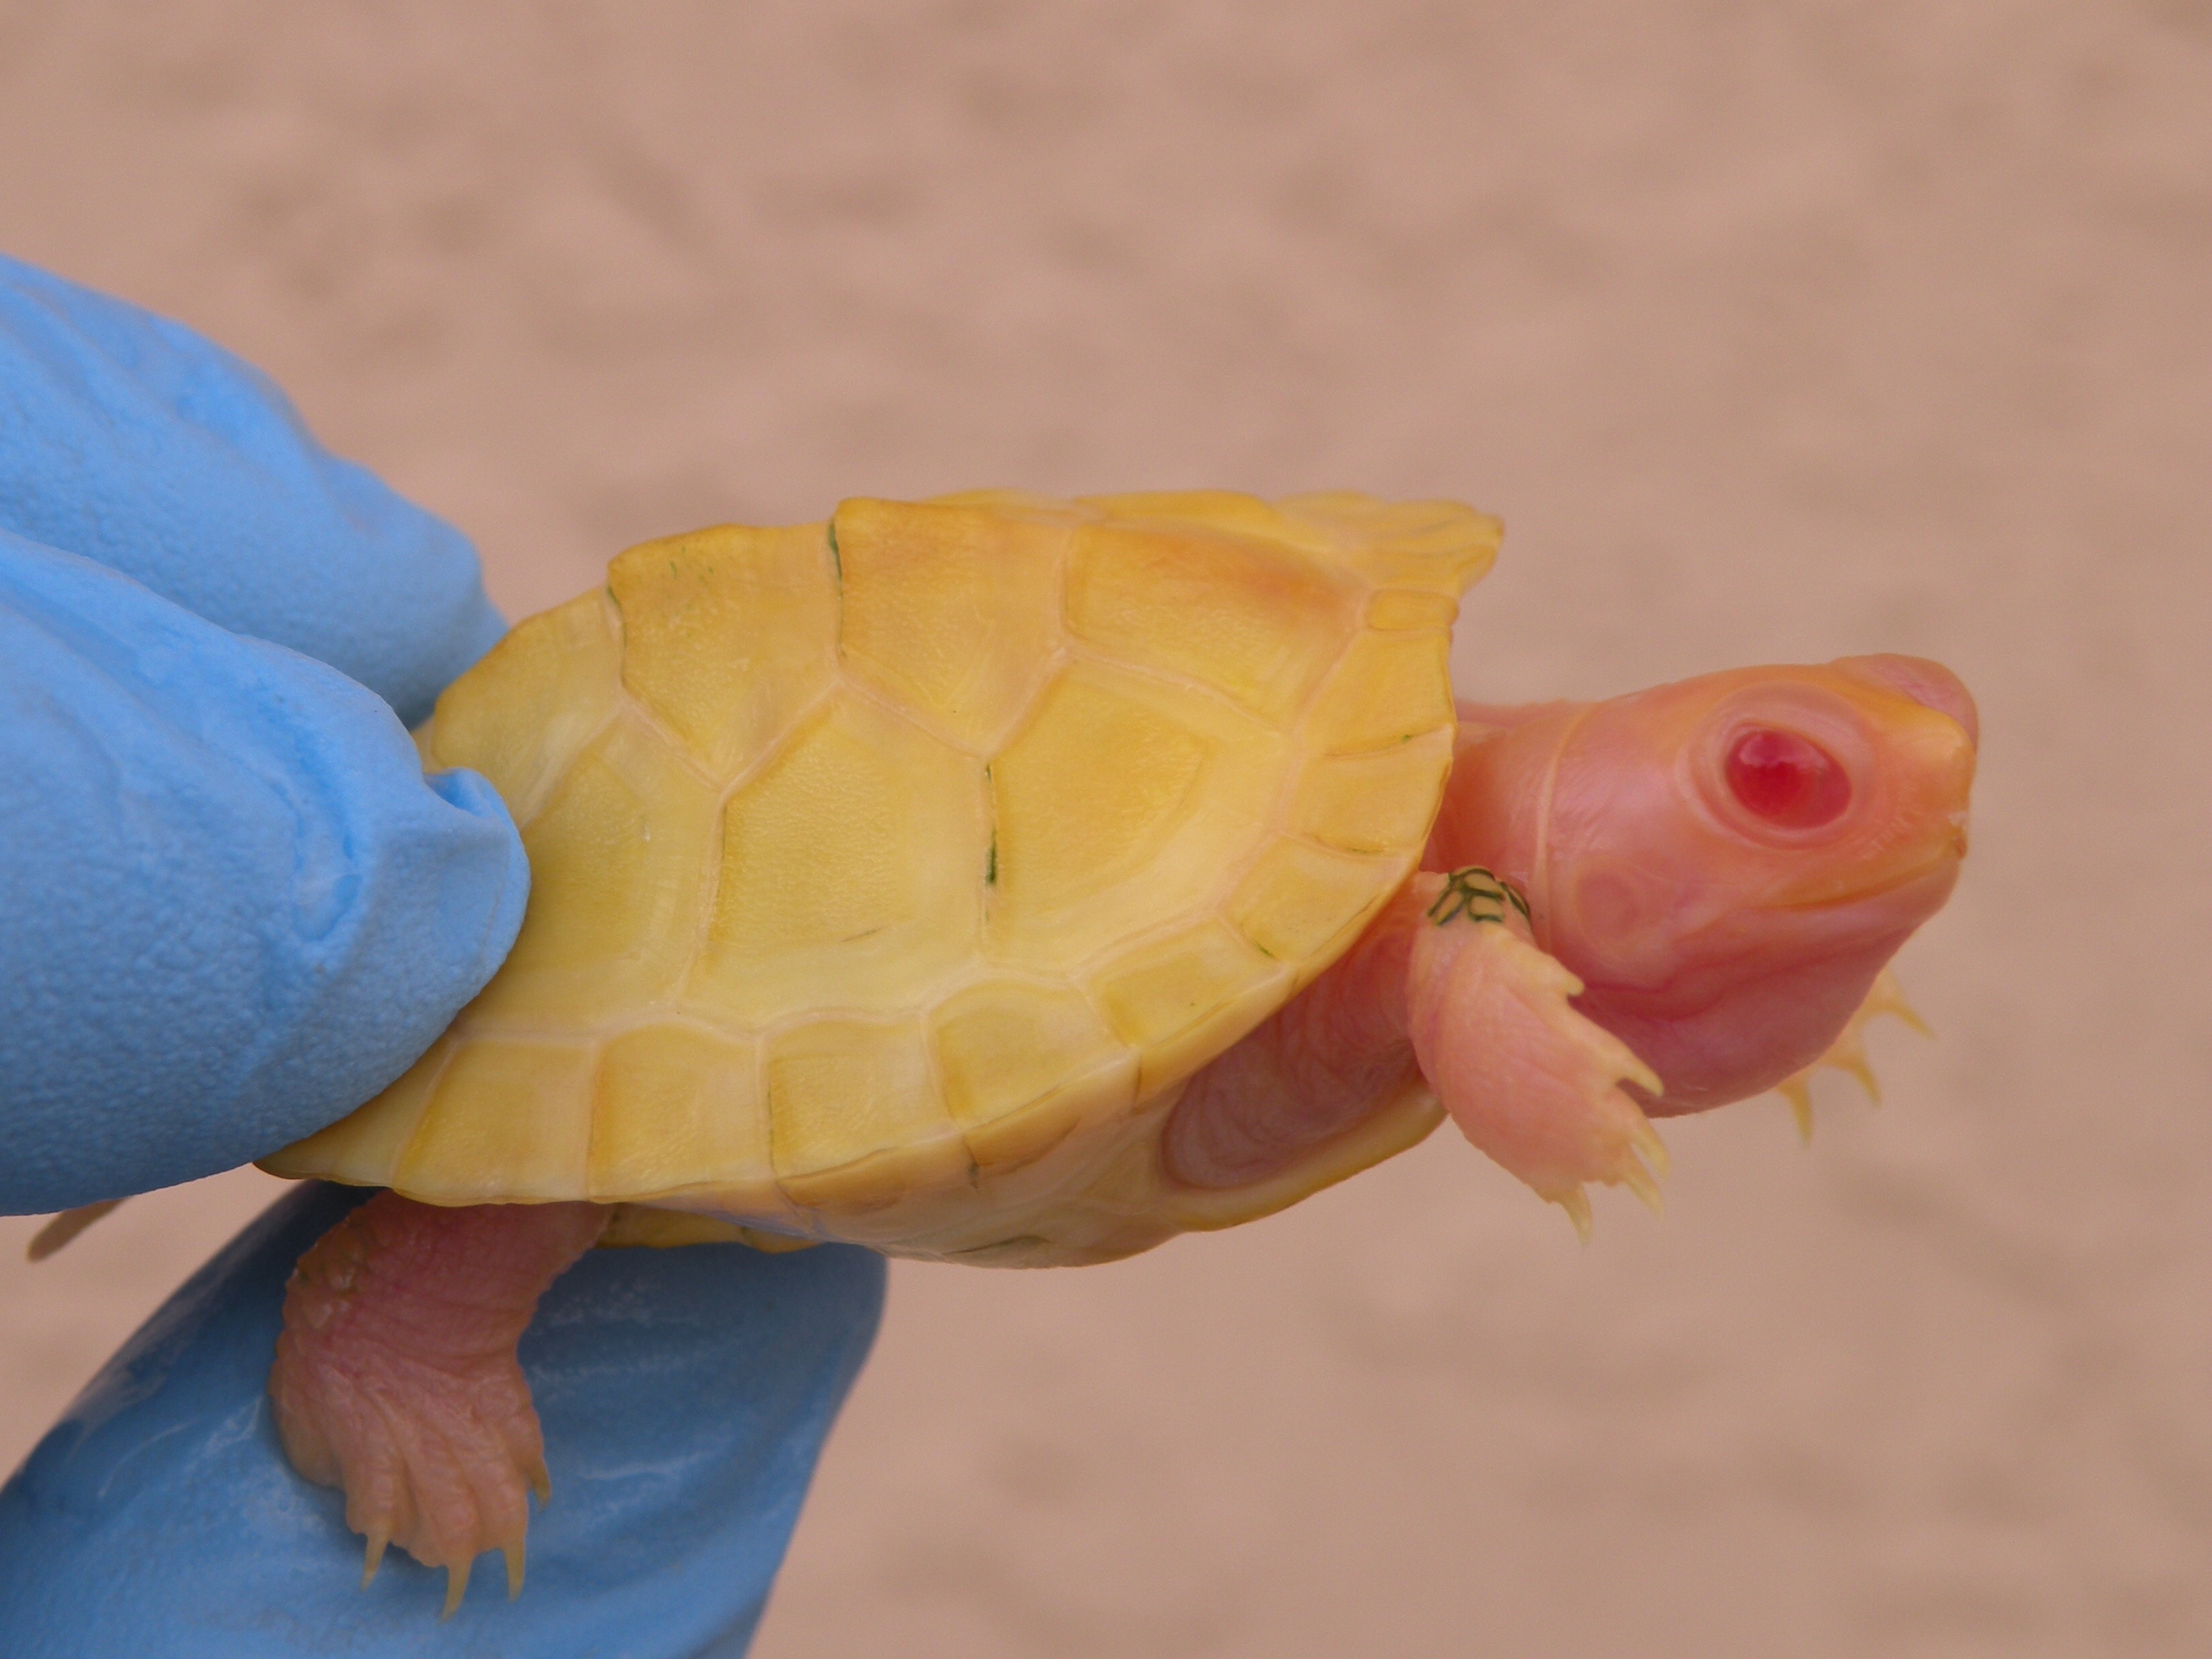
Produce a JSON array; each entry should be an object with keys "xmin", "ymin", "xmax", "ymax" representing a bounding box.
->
[
  {"xmin": 1303, "ymin": 630, "xmax": 1455, "ymax": 755},
  {"xmin": 261, "ymin": 1035, "xmax": 456, "ymax": 1186},
  {"xmin": 1091, "ymin": 920, "xmax": 1287, "ymax": 1095},
  {"xmin": 470, "ymin": 714, "xmax": 718, "ymax": 1025},
  {"xmin": 599, "ymin": 1208, "xmax": 812, "ymax": 1250},
  {"xmin": 1079, "ymin": 490, "xmax": 1329, "ymax": 557},
  {"xmin": 421, "ymin": 592, "xmax": 621, "ymax": 826},
  {"xmin": 587, "ymin": 1025, "xmax": 769, "ymax": 1200},
  {"xmin": 835, "ymin": 498, "xmax": 1070, "ymax": 753},
  {"xmin": 1282, "ymin": 494, "xmax": 1502, "ymax": 595},
  {"xmin": 394, "ymin": 1038, "xmax": 597, "ymax": 1203},
  {"xmin": 986, "ymin": 662, "xmax": 1285, "ymax": 973},
  {"xmin": 693, "ymin": 693, "xmax": 987, "ymax": 1021},
  {"xmin": 1065, "ymin": 517, "xmax": 1362, "ymax": 724},
  {"xmin": 608, "ymin": 523, "xmax": 837, "ymax": 778},
  {"xmin": 932, "ymin": 978, "xmax": 1129, "ymax": 1165},
  {"xmin": 1229, "ymin": 839, "xmax": 1402, "ymax": 963},
  {"xmin": 1365, "ymin": 588, "xmax": 1460, "ymax": 632},
  {"xmin": 924, "ymin": 487, "xmax": 1086, "ymax": 522},
  {"xmin": 1292, "ymin": 729, "xmax": 1457, "ymax": 853},
  {"xmin": 961, "ymin": 1054, "xmax": 1136, "ymax": 1173},
  {"xmin": 765, "ymin": 1017, "xmax": 963, "ymax": 1203}
]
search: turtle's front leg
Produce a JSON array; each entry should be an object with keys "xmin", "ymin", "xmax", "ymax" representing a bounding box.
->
[
  {"xmin": 1405, "ymin": 867, "xmax": 1669, "ymax": 1240},
  {"xmin": 269, "ymin": 1192, "xmax": 611, "ymax": 1615}
]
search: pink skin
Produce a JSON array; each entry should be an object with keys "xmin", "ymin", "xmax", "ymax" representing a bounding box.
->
[
  {"xmin": 270, "ymin": 1194, "xmax": 608, "ymax": 1614},
  {"xmin": 273, "ymin": 656, "xmax": 1974, "ymax": 1606},
  {"xmin": 1164, "ymin": 655, "xmax": 1976, "ymax": 1190}
]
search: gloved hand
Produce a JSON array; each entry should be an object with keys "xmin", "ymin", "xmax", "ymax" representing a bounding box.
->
[
  {"xmin": 0, "ymin": 248, "xmax": 526, "ymax": 1210},
  {"xmin": 0, "ymin": 1182, "xmax": 883, "ymax": 1657},
  {"xmin": 0, "ymin": 256, "xmax": 885, "ymax": 1656}
]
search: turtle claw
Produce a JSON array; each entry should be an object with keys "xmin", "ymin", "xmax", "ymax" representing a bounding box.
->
[
  {"xmin": 273, "ymin": 1324, "xmax": 544, "ymax": 1619},
  {"xmin": 1778, "ymin": 1075, "xmax": 1816, "ymax": 1144},
  {"xmin": 1774, "ymin": 968, "xmax": 1930, "ymax": 1137},
  {"xmin": 1550, "ymin": 1185, "xmax": 1596, "ymax": 1246},
  {"xmin": 361, "ymin": 1528, "xmax": 390, "ymax": 1590},
  {"xmin": 442, "ymin": 1557, "xmax": 472, "ymax": 1621},
  {"xmin": 1541, "ymin": 1104, "xmax": 1669, "ymax": 1238}
]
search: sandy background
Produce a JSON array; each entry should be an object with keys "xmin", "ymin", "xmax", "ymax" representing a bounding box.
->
[{"xmin": 1, "ymin": 3, "xmax": 2207, "ymax": 1654}]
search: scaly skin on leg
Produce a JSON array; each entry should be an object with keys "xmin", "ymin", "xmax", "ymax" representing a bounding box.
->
[
  {"xmin": 269, "ymin": 1193, "xmax": 610, "ymax": 1615},
  {"xmin": 1163, "ymin": 893, "xmax": 1423, "ymax": 1189}
]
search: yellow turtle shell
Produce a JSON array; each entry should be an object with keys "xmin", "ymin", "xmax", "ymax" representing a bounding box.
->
[{"xmin": 263, "ymin": 490, "xmax": 1498, "ymax": 1264}]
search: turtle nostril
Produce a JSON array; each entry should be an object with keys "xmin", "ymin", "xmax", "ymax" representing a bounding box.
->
[{"xmin": 1725, "ymin": 727, "xmax": 1851, "ymax": 829}]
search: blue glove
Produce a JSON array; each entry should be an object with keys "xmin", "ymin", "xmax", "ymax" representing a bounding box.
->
[
  {"xmin": 0, "ymin": 251, "xmax": 500, "ymax": 728},
  {"xmin": 0, "ymin": 1182, "xmax": 885, "ymax": 1657},
  {"xmin": 0, "ymin": 529, "xmax": 528, "ymax": 1211},
  {"xmin": 0, "ymin": 257, "xmax": 886, "ymax": 1655},
  {"xmin": 0, "ymin": 248, "xmax": 527, "ymax": 1213}
]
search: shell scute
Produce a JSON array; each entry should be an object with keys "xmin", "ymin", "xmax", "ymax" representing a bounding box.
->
[
  {"xmin": 1091, "ymin": 919, "xmax": 1288, "ymax": 1097},
  {"xmin": 262, "ymin": 1035, "xmax": 455, "ymax": 1187},
  {"xmin": 765, "ymin": 1017, "xmax": 965, "ymax": 1208},
  {"xmin": 586, "ymin": 1025, "xmax": 769, "ymax": 1202},
  {"xmin": 834, "ymin": 497, "xmax": 1068, "ymax": 753},
  {"xmin": 985, "ymin": 662, "xmax": 1285, "ymax": 974},
  {"xmin": 1303, "ymin": 629, "xmax": 1456, "ymax": 756},
  {"xmin": 1280, "ymin": 494, "xmax": 1502, "ymax": 594},
  {"xmin": 691, "ymin": 693, "xmax": 987, "ymax": 1021},
  {"xmin": 607, "ymin": 523, "xmax": 837, "ymax": 777},
  {"xmin": 394, "ymin": 1037, "xmax": 596, "ymax": 1203},
  {"xmin": 1364, "ymin": 588, "xmax": 1460, "ymax": 632},
  {"xmin": 1229, "ymin": 838, "xmax": 1401, "ymax": 963},
  {"xmin": 471, "ymin": 714, "xmax": 718, "ymax": 1025},
  {"xmin": 930, "ymin": 977, "xmax": 1132, "ymax": 1167},
  {"xmin": 1064, "ymin": 516, "xmax": 1362, "ymax": 724},
  {"xmin": 1290, "ymin": 730, "xmax": 1457, "ymax": 854},
  {"xmin": 1078, "ymin": 489, "xmax": 1329, "ymax": 554},
  {"xmin": 421, "ymin": 590, "xmax": 621, "ymax": 826}
]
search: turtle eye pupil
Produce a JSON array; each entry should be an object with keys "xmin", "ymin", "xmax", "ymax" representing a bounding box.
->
[{"xmin": 1725, "ymin": 727, "xmax": 1849, "ymax": 828}]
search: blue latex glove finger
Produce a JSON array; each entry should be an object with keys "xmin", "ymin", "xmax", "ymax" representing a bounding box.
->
[
  {"xmin": 0, "ymin": 1182, "xmax": 887, "ymax": 1658},
  {"xmin": 0, "ymin": 252, "xmax": 503, "ymax": 726},
  {"xmin": 0, "ymin": 533, "xmax": 529, "ymax": 1214}
]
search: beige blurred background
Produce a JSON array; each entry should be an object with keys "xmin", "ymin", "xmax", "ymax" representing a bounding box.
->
[{"xmin": 1, "ymin": 3, "xmax": 2207, "ymax": 1653}]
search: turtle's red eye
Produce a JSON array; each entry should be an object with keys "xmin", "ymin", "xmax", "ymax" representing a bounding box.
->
[{"xmin": 1725, "ymin": 727, "xmax": 1850, "ymax": 828}]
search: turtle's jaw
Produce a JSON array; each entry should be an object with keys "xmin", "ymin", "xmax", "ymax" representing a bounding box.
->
[{"xmin": 1570, "ymin": 862, "xmax": 1958, "ymax": 1115}]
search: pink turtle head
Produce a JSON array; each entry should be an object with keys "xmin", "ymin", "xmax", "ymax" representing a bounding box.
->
[{"xmin": 1439, "ymin": 655, "xmax": 1976, "ymax": 1112}]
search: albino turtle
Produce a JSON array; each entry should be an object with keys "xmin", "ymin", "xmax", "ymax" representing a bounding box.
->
[{"xmin": 247, "ymin": 489, "xmax": 1975, "ymax": 1611}]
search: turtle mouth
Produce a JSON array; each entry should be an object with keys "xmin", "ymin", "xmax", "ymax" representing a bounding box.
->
[{"xmin": 1773, "ymin": 837, "xmax": 1966, "ymax": 916}]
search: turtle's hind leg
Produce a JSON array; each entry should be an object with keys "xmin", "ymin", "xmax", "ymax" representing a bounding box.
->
[{"xmin": 269, "ymin": 1192, "xmax": 610, "ymax": 1615}]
